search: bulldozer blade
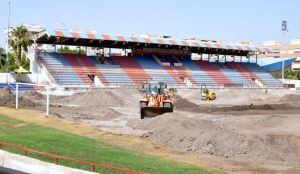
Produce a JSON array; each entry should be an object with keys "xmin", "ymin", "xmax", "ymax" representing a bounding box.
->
[{"xmin": 140, "ymin": 107, "xmax": 173, "ymax": 119}]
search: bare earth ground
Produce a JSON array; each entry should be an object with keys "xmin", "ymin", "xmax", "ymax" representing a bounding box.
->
[{"xmin": 1, "ymin": 88, "xmax": 300, "ymax": 173}]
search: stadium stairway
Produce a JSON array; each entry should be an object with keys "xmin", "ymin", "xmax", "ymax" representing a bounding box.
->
[
  {"xmin": 134, "ymin": 56, "xmax": 178, "ymax": 85},
  {"xmin": 212, "ymin": 63, "xmax": 250, "ymax": 85},
  {"xmin": 182, "ymin": 58, "xmax": 216, "ymax": 85},
  {"xmin": 228, "ymin": 62, "xmax": 265, "ymax": 86},
  {"xmin": 154, "ymin": 55, "xmax": 186, "ymax": 85},
  {"xmin": 111, "ymin": 56, "xmax": 152, "ymax": 85},
  {"xmin": 88, "ymin": 57, "xmax": 133, "ymax": 86},
  {"xmin": 173, "ymin": 66, "xmax": 197, "ymax": 85},
  {"xmin": 63, "ymin": 54, "xmax": 95, "ymax": 86},
  {"xmin": 64, "ymin": 54, "xmax": 109, "ymax": 85},
  {"xmin": 194, "ymin": 61, "xmax": 233, "ymax": 86}
]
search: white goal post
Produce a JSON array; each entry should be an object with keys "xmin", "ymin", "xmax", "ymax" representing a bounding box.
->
[{"xmin": 15, "ymin": 83, "xmax": 50, "ymax": 116}]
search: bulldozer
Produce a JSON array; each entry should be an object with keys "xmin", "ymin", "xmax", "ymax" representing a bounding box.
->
[
  {"xmin": 139, "ymin": 81, "xmax": 174, "ymax": 119},
  {"xmin": 201, "ymin": 88, "xmax": 216, "ymax": 101}
]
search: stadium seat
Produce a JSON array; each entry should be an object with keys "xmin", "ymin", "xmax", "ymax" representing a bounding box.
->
[{"xmin": 37, "ymin": 52, "xmax": 281, "ymax": 88}]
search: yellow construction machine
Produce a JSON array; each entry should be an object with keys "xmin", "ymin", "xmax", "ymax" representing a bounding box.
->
[
  {"xmin": 139, "ymin": 82, "xmax": 174, "ymax": 119},
  {"xmin": 201, "ymin": 88, "xmax": 216, "ymax": 101}
]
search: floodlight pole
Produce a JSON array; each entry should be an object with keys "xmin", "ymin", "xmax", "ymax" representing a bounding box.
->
[
  {"xmin": 6, "ymin": 0, "xmax": 11, "ymax": 73},
  {"xmin": 16, "ymin": 83, "xmax": 19, "ymax": 109},
  {"xmin": 281, "ymin": 20, "xmax": 288, "ymax": 82}
]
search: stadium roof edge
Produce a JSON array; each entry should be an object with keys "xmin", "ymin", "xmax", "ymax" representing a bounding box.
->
[{"xmin": 34, "ymin": 30, "xmax": 274, "ymax": 55}]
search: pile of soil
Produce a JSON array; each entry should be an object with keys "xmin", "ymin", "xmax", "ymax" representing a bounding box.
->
[
  {"xmin": 175, "ymin": 96, "xmax": 198, "ymax": 109},
  {"xmin": 280, "ymin": 94, "xmax": 300, "ymax": 105},
  {"xmin": 175, "ymin": 94, "xmax": 296, "ymax": 113},
  {"xmin": 135, "ymin": 112, "xmax": 300, "ymax": 162},
  {"xmin": 57, "ymin": 89, "xmax": 139, "ymax": 108},
  {"xmin": 0, "ymin": 88, "xmax": 41, "ymax": 108}
]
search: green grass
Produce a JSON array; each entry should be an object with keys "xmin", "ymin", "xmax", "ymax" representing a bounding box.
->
[{"xmin": 0, "ymin": 114, "xmax": 226, "ymax": 174}]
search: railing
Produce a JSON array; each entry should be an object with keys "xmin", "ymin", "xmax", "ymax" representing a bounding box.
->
[
  {"xmin": 0, "ymin": 141, "xmax": 144, "ymax": 174},
  {"xmin": 59, "ymin": 83, "xmax": 285, "ymax": 90}
]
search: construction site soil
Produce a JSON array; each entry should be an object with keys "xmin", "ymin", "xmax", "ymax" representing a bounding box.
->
[{"xmin": 1, "ymin": 87, "xmax": 300, "ymax": 173}]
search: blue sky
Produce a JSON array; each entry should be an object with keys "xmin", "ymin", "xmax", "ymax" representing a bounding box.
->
[{"xmin": 0, "ymin": 0, "xmax": 299, "ymax": 48}]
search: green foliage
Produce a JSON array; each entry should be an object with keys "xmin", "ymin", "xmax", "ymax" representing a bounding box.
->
[
  {"xmin": 284, "ymin": 70, "xmax": 299, "ymax": 80},
  {"xmin": 58, "ymin": 46, "xmax": 86, "ymax": 54},
  {"xmin": 8, "ymin": 26, "xmax": 34, "ymax": 67},
  {"xmin": 270, "ymin": 69, "xmax": 300, "ymax": 80},
  {"xmin": 0, "ymin": 114, "xmax": 225, "ymax": 174},
  {"xmin": 0, "ymin": 52, "xmax": 30, "ymax": 72}
]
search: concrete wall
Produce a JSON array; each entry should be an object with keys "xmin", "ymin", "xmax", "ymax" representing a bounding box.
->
[
  {"xmin": 0, "ymin": 73, "xmax": 50, "ymax": 84},
  {"xmin": 0, "ymin": 150, "xmax": 96, "ymax": 174}
]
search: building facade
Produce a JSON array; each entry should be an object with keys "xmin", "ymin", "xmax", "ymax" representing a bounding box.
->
[{"xmin": 258, "ymin": 39, "xmax": 300, "ymax": 69}]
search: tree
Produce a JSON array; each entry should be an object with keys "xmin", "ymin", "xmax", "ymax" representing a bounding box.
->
[
  {"xmin": 8, "ymin": 26, "xmax": 33, "ymax": 68},
  {"xmin": 58, "ymin": 46, "xmax": 86, "ymax": 54}
]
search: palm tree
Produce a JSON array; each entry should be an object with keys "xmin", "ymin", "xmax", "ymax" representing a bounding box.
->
[
  {"xmin": 0, "ymin": 48, "xmax": 5, "ymax": 71},
  {"xmin": 8, "ymin": 26, "xmax": 33, "ymax": 67}
]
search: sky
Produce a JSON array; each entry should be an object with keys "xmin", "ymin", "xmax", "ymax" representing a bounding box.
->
[{"xmin": 0, "ymin": 0, "xmax": 300, "ymax": 48}]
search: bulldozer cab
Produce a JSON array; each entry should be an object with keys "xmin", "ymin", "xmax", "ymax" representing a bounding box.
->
[
  {"xmin": 140, "ymin": 81, "xmax": 173, "ymax": 119},
  {"xmin": 142, "ymin": 81, "xmax": 167, "ymax": 95}
]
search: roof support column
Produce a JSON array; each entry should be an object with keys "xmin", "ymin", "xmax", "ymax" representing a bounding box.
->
[{"xmin": 256, "ymin": 53, "xmax": 258, "ymax": 64}]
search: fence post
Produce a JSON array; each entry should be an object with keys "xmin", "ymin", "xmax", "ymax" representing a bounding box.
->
[
  {"xmin": 46, "ymin": 85, "xmax": 50, "ymax": 116},
  {"xmin": 16, "ymin": 83, "xmax": 19, "ymax": 109},
  {"xmin": 91, "ymin": 163, "xmax": 95, "ymax": 172}
]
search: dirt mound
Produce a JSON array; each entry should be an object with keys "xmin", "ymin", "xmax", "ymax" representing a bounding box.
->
[
  {"xmin": 175, "ymin": 93, "xmax": 296, "ymax": 113},
  {"xmin": 0, "ymin": 88, "xmax": 41, "ymax": 108},
  {"xmin": 136, "ymin": 112, "xmax": 300, "ymax": 162},
  {"xmin": 175, "ymin": 96, "xmax": 198, "ymax": 109},
  {"xmin": 280, "ymin": 94, "xmax": 300, "ymax": 105},
  {"xmin": 58, "ymin": 89, "xmax": 128, "ymax": 107}
]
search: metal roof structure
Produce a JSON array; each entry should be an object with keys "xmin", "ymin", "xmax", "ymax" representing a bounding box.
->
[{"xmin": 34, "ymin": 30, "xmax": 274, "ymax": 56}]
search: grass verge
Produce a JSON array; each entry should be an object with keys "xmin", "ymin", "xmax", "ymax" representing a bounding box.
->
[{"xmin": 0, "ymin": 114, "xmax": 226, "ymax": 174}]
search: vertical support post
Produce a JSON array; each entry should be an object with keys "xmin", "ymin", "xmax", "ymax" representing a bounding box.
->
[
  {"xmin": 256, "ymin": 53, "xmax": 258, "ymax": 64},
  {"xmin": 281, "ymin": 46, "xmax": 285, "ymax": 82},
  {"xmin": 91, "ymin": 163, "xmax": 95, "ymax": 172},
  {"xmin": 16, "ymin": 83, "xmax": 19, "ymax": 109},
  {"xmin": 46, "ymin": 85, "xmax": 50, "ymax": 116}
]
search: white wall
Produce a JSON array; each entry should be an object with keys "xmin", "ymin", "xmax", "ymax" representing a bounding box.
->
[
  {"xmin": 0, "ymin": 150, "xmax": 96, "ymax": 174},
  {"xmin": 0, "ymin": 73, "xmax": 16, "ymax": 83},
  {"xmin": 0, "ymin": 73, "xmax": 50, "ymax": 85}
]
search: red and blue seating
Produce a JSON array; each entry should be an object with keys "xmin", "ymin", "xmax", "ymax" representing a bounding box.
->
[{"xmin": 37, "ymin": 52, "xmax": 281, "ymax": 88}]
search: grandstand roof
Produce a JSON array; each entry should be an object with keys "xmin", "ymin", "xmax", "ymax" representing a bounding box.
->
[{"xmin": 35, "ymin": 30, "xmax": 274, "ymax": 56}]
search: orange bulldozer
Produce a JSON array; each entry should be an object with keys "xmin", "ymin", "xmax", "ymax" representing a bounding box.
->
[{"xmin": 139, "ymin": 81, "xmax": 175, "ymax": 119}]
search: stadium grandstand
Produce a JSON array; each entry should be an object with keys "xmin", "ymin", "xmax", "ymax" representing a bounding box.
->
[{"xmin": 21, "ymin": 29, "xmax": 285, "ymax": 89}]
